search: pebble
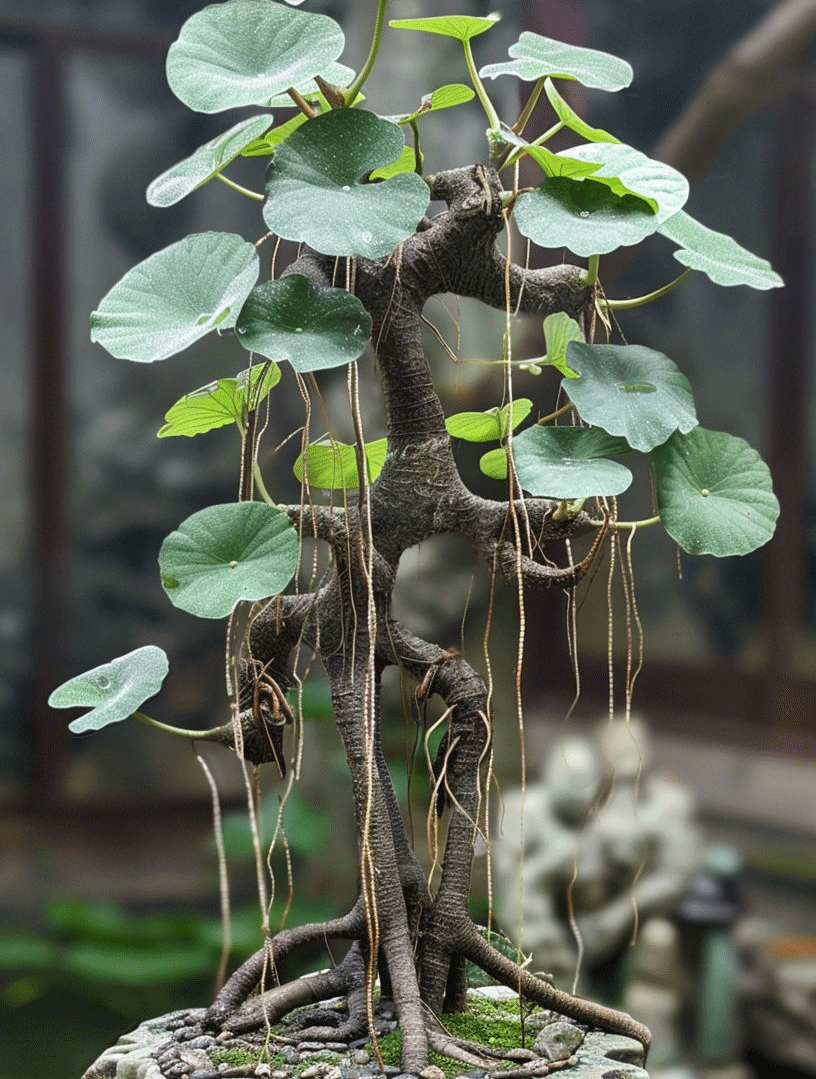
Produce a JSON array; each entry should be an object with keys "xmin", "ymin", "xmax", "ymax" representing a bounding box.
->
[
  {"xmin": 298, "ymin": 1042, "xmax": 332, "ymax": 1051},
  {"xmin": 532, "ymin": 1021, "xmax": 584, "ymax": 1062},
  {"xmin": 419, "ymin": 1066, "xmax": 446, "ymax": 1079},
  {"xmin": 216, "ymin": 1031, "xmax": 235, "ymax": 1044},
  {"xmin": 349, "ymin": 1049, "xmax": 370, "ymax": 1065},
  {"xmin": 283, "ymin": 1048, "xmax": 300, "ymax": 1064}
]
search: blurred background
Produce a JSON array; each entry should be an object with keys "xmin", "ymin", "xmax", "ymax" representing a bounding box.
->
[{"xmin": 1, "ymin": 0, "xmax": 815, "ymax": 1076}]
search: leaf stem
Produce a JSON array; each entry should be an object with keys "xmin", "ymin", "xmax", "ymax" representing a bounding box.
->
[
  {"xmin": 347, "ymin": 0, "xmax": 389, "ymax": 105},
  {"xmin": 215, "ymin": 173, "xmax": 264, "ymax": 202},
  {"xmin": 286, "ymin": 86, "xmax": 317, "ymax": 118},
  {"xmin": 253, "ymin": 462, "xmax": 277, "ymax": 507},
  {"xmin": 500, "ymin": 120, "xmax": 565, "ymax": 171},
  {"xmin": 582, "ymin": 254, "xmax": 600, "ymax": 287},
  {"xmin": 463, "ymin": 37, "xmax": 500, "ymax": 131},
  {"xmin": 132, "ymin": 710, "xmax": 225, "ymax": 742},
  {"xmin": 537, "ymin": 401, "xmax": 575, "ymax": 425},
  {"xmin": 587, "ymin": 515, "xmax": 662, "ymax": 531},
  {"xmin": 410, "ymin": 119, "xmax": 423, "ymax": 176},
  {"xmin": 513, "ymin": 77, "xmax": 546, "ymax": 135},
  {"xmin": 602, "ymin": 269, "xmax": 693, "ymax": 309}
]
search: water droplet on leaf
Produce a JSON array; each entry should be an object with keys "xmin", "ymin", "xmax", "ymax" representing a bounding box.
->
[
  {"xmin": 229, "ymin": 560, "xmax": 238, "ymax": 568},
  {"xmin": 578, "ymin": 210, "xmax": 590, "ymax": 218},
  {"xmin": 294, "ymin": 327, "xmax": 303, "ymax": 334},
  {"xmin": 700, "ymin": 488, "xmax": 710, "ymax": 498},
  {"xmin": 96, "ymin": 675, "xmax": 112, "ymax": 690},
  {"xmin": 342, "ymin": 185, "xmax": 351, "ymax": 193},
  {"xmin": 361, "ymin": 231, "xmax": 373, "ymax": 244},
  {"xmin": 237, "ymin": 326, "xmax": 247, "ymax": 335}
]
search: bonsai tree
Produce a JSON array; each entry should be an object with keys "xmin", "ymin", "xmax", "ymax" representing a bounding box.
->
[{"xmin": 50, "ymin": 2, "xmax": 781, "ymax": 1075}]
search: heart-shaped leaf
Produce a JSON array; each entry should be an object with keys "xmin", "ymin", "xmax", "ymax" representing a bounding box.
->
[
  {"xmin": 293, "ymin": 438, "xmax": 388, "ymax": 488},
  {"xmin": 90, "ymin": 233, "xmax": 259, "ymax": 362},
  {"xmin": 481, "ymin": 425, "xmax": 632, "ymax": 498},
  {"xmin": 387, "ymin": 83, "xmax": 475, "ymax": 124},
  {"xmin": 445, "ymin": 399, "xmax": 532, "ymax": 442},
  {"xmin": 158, "ymin": 363, "xmax": 281, "ymax": 438},
  {"xmin": 543, "ymin": 78, "xmax": 619, "ymax": 143},
  {"xmin": 541, "ymin": 312, "xmax": 583, "ymax": 377},
  {"xmin": 658, "ymin": 210, "xmax": 783, "ymax": 290},
  {"xmin": 263, "ymin": 109, "xmax": 430, "ymax": 257},
  {"xmin": 166, "ymin": 0, "xmax": 346, "ymax": 113},
  {"xmin": 651, "ymin": 428, "xmax": 779, "ymax": 556},
  {"xmin": 564, "ymin": 343, "xmax": 697, "ymax": 452},
  {"xmin": 235, "ymin": 275, "xmax": 372, "ymax": 372},
  {"xmin": 480, "ymin": 32, "xmax": 632, "ymax": 91},
  {"xmin": 159, "ymin": 503, "xmax": 299, "ymax": 619},
  {"xmin": 561, "ymin": 143, "xmax": 688, "ymax": 220},
  {"xmin": 147, "ymin": 114, "xmax": 273, "ymax": 207},
  {"xmin": 389, "ymin": 15, "xmax": 500, "ymax": 42},
  {"xmin": 48, "ymin": 646, "xmax": 169, "ymax": 734},
  {"xmin": 514, "ymin": 177, "xmax": 661, "ymax": 256}
]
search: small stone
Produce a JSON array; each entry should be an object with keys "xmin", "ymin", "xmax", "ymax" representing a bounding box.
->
[
  {"xmin": 350, "ymin": 1050, "xmax": 371, "ymax": 1065},
  {"xmin": 187, "ymin": 1036, "xmax": 217, "ymax": 1050},
  {"xmin": 283, "ymin": 1048, "xmax": 300, "ymax": 1064},
  {"xmin": 532, "ymin": 1021, "xmax": 584, "ymax": 1062},
  {"xmin": 419, "ymin": 1066, "xmax": 446, "ymax": 1079},
  {"xmin": 322, "ymin": 1042, "xmax": 348, "ymax": 1051},
  {"xmin": 216, "ymin": 1031, "xmax": 235, "ymax": 1044},
  {"xmin": 272, "ymin": 1071, "xmax": 288, "ymax": 1078},
  {"xmin": 523, "ymin": 1011, "xmax": 557, "ymax": 1034},
  {"xmin": 255, "ymin": 1066, "xmax": 272, "ymax": 1078}
]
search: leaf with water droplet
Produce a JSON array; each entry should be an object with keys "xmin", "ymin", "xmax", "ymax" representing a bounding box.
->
[{"xmin": 48, "ymin": 646, "xmax": 169, "ymax": 734}]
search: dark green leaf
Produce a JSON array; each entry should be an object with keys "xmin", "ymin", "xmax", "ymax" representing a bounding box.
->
[
  {"xmin": 293, "ymin": 438, "xmax": 388, "ymax": 488},
  {"xmin": 263, "ymin": 109, "xmax": 430, "ymax": 257},
  {"xmin": 158, "ymin": 363, "xmax": 281, "ymax": 438},
  {"xmin": 90, "ymin": 232, "xmax": 259, "ymax": 362},
  {"xmin": 159, "ymin": 503, "xmax": 299, "ymax": 618},
  {"xmin": 445, "ymin": 399, "xmax": 532, "ymax": 442},
  {"xmin": 480, "ymin": 32, "xmax": 632, "ymax": 91},
  {"xmin": 565, "ymin": 343, "xmax": 697, "ymax": 452},
  {"xmin": 652, "ymin": 428, "xmax": 779, "ymax": 556},
  {"xmin": 658, "ymin": 210, "xmax": 784, "ymax": 290},
  {"xmin": 235, "ymin": 275, "xmax": 372, "ymax": 372},
  {"xmin": 48, "ymin": 646, "xmax": 169, "ymax": 734},
  {"xmin": 166, "ymin": 0, "xmax": 345, "ymax": 113},
  {"xmin": 562, "ymin": 143, "xmax": 689, "ymax": 219}
]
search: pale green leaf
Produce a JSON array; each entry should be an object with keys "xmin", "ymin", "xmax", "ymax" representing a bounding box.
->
[
  {"xmin": 652, "ymin": 428, "xmax": 779, "ymax": 556},
  {"xmin": 480, "ymin": 425, "xmax": 632, "ymax": 498},
  {"xmin": 480, "ymin": 31, "xmax": 632, "ymax": 91},
  {"xmin": 293, "ymin": 438, "xmax": 388, "ymax": 489},
  {"xmin": 543, "ymin": 78, "xmax": 619, "ymax": 142},
  {"xmin": 387, "ymin": 83, "xmax": 476, "ymax": 124},
  {"xmin": 542, "ymin": 312, "xmax": 583, "ymax": 377},
  {"xmin": 370, "ymin": 144, "xmax": 422, "ymax": 181},
  {"xmin": 263, "ymin": 109, "xmax": 429, "ymax": 257},
  {"xmin": 658, "ymin": 210, "xmax": 783, "ymax": 290},
  {"xmin": 235, "ymin": 275, "xmax": 372, "ymax": 372},
  {"xmin": 563, "ymin": 143, "xmax": 689, "ymax": 219},
  {"xmin": 445, "ymin": 399, "xmax": 532, "ymax": 442},
  {"xmin": 158, "ymin": 363, "xmax": 281, "ymax": 438},
  {"xmin": 565, "ymin": 343, "xmax": 697, "ymax": 452},
  {"xmin": 159, "ymin": 503, "xmax": 299, "ymax": 619},
  {"xmin": 48, "ymin": 646, "xmax": 169, "ymax": 734},
  {"xmin": 147, "ymin": 114, "xmax": 272, "ymax": 206},
  {"xmin": 241, "ymin": 111, "xmax": 309, "ymax": 156},
  {"xmin": 90, "ymin": 233, "xmax": 258, "ymax": 362},
  {"xmin": 166, "ymin": 0, "xmax": 346, "ymax": 113},
  {"xmin": 389, "ymin": 15, "xmax": 500, "ymax": 42}
]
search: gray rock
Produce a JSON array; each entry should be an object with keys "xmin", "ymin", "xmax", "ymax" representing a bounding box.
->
[{"xmin": 532, "ymin": 1020, "xmax": 585, "ymax": 1061}]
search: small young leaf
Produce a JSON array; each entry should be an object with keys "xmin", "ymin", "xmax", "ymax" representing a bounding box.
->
[
  {"xmin": 514, "ymin": 177, "xmax": 660, "ymax": 256},
  {"xmin": 235, "ymin": 275, "xmax": 372, "ymax": 372},
  {"xmin": 480, "ymin": 32, "xmax": 633, "ymax": 91},
  {"xmin": 658, "ymin": 210, "xmax": 783, "ymax": 290},
  {"xmin": 387, "ymin": 83, "xmax": 476, "ymax": 124},
  {"xmin": 90, "ymin": 233, "xmax": 259, "ymax": 362},
  {"xmin": 147, "ymin": 114, "xmax": 273, "ymax": 207},
  {"xmin": 263, "ymin": 109, "xmax": 430, "ymax": 257},
  {"xmin": 389, "ymin": 15, "xmax": 501, "ymax": 43},
  {"xmin": 159, "ymin": 503, "xmax": 299, "ymax": 619},
  {"xmin": 565, "ymin": 343, "xmax": 697, "ymax": 452},
  {"xmin": 445, "ymin": 399, "xmax": 532, "ymax": 442},
  {"xmin": 48, "ymin": 646, "xmax": 169, "ymax": 734},
  {"xmin": 241, "ymin": 112, "xmax": 309, "ymax": 156},
  {"xmin": 652, "ymin": 428, "xmax": 779, "ymax": 556},
  {"xmin": 370, "ymin": 145, "xmax": 422, "ymax": 181},
  {"xmin": 158, "ymin": 363, "xmax": 281, "ymax": 438},
  {"xmin": 293, "ymin": 438, "xmax": 388, "ymax": 489},
  {"xmin": 480, "ymin": 425, "xmax": 632, "ymax": 498},
  {"xmin": 543, "ymin": 78, "xmax": 619, "ymax": 143},
  {"xmin": 541, "ymin": 312, "xmax": 583, "ymax": 377},
  {"xmin": 166, "ymin": 0, "xmax": 346, "ymax": 113}
]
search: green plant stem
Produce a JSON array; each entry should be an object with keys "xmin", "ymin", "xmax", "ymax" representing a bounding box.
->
[
  {"xmin": 500, "ymin": 120, "xmax": 565, "ymax": 171},
  {"xmin": 347, "ymin": 0, "xmax": 389, "ymax": 106},
  {"xmin": 132, "ymin": 710, "xmax": 225, "ymax": 742},
  {"xmin": 537, "ymin": 401, "xmax": 576, "ymax": 425},
  {"xmin": 602, "ymin": 269, "xmax": 693, "ymax": 309},
  {"xmin": 253, "ymin": 462, "xmax": 277, "ymax": 507},
  {"xmin": 410, "ymin": 119, "xmax": 423, "ymax": 176},
  {"xmin": 587, "ymin": 515, "xmax": 661, "ymax": 531},
  {"xmin": 287, "ymin": 86, "xmax": 317, "ymax": 118},
  {"xmin": 513, "ymin": 77, "xmax": 546, "ymax": 135},
  {"xmin": 215, "ymin": 173, "xmax": 264, "ymax": 202},
  {"xmin": 463, "ymin": 38, "xmax": 500, "ymax": 131},
  {"xmin": 582, "ymin": 254, "xmax": 600, "ymax": 287}
]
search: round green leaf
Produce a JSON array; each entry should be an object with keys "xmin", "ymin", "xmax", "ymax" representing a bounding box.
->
[
  {"xmin": 263, "ymin": 109, "xmax": 430, "ymax": 257},
  {"xmin": 564, "ymin": 343, "xmax": 698, "ymax": 452},
  {"xmin": 445, "ymin": 399, "xmax": 532, "ymax": 442},
  {"xmin": 166, "ymin": 0, "xmax": 346, "ymax": 113},
  {"xmin": 389, "ymin": 15, "xmax": 501, "ymax": 42},
  {"xmin": 658, "ymin": 210, "xmax": 783, "ymax": 290},
  {"xmin": 48, "ymin": 646, "xmax": 169, "ymax": 734},
  {"xmin": 481, "ymin": 425, "xmax": 632, "ymax": 498},
  {"xmin": 480, "ymin": 32, "xmax": 633, "ymax": 91},
  {"xmin": 159, "ymin": 503, "xmax": 299, "ymax": 619},
  {"xmin": 387, "ymin": 83, "xmax": 476, "ymax": 124},
  {"xmin": 514, "ymin": 177, "xmax": 660, "ymax": 256},
  {"xmin": 90, "ymin": 233, "xmax": 259, "ymax": 362},
  {"xmin": 147, "ymin": 114, "xmax": 273, "ymax": 207},
  {"xmin": 293, "ymin": 438, "xmax": 388, "ymax": 489},
  {"xmin": 158, "ymin": 363, "xmax": 281, "ymax": 438},
  {"xmin": 543, "ymin": 78, "xmax": 619, "ymax": 143},
  {"xmin": 235, "ymin": 275, "xmax": 372, "ymax": 372},
  {"xmin": 563, "ymin": 143, "xmax": 689, "ymax": 221},
  {"xmin": 652, "ymin": 428, "xmax": 779, "ymax": 556}
]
